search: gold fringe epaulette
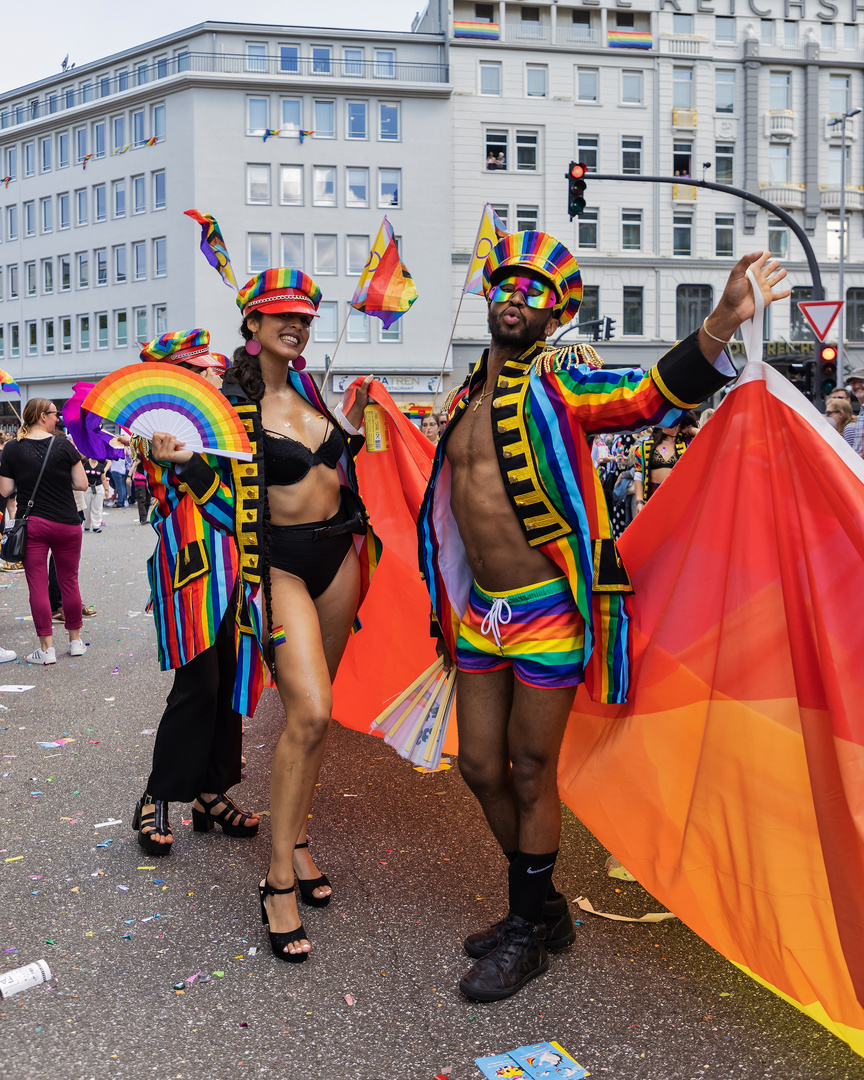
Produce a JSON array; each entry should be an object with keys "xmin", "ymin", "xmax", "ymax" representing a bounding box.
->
[
  {"xmin": 534, "ymin": 343, "xmax": 605, "ymax": 375},
  {"xmin": 130, "ymin": 434, "xmax": 150, "ymax": 455},
  {"xmin": 443, "ymin": 385, "xmax": 461, "ymax": 415}
]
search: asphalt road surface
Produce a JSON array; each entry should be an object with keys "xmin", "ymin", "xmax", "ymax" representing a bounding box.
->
[{"xmin": 0, "ymin": 506, "xmax": 860, "ymax": 1080}]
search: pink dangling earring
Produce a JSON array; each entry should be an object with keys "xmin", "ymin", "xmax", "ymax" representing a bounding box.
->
[
  {"xmin": 245, "ymin": 338, "xmax": 261, "ymax": 356},
  {"xmin": 292, "ymin": 357, "xmax": 307, "ymax": 372}
]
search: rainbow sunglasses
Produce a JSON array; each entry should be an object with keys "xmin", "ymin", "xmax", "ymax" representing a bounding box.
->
[{"xmin": 488, "ymin": 274, "xmax": 558, "ymax": 309}]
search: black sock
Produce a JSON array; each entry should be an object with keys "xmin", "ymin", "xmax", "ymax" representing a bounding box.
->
[
  {"xmin": 508, "ymin": 850, "xmax": 559, "ymax": 925},
  {"xmin": 546, "ymin": 883, "xmax": 562, "ymax": 903}
]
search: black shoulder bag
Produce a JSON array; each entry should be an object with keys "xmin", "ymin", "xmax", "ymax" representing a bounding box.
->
[{"xmin": 2, "ymin": 437, "xmax": 55, "ymax": 563}]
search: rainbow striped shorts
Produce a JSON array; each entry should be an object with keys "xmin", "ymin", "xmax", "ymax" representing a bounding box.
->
[{"xmin": 455, "ymin": 577, "xmax": 585, "ymax": 690}]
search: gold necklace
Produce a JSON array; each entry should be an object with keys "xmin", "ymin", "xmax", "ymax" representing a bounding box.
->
[{"xmin": 472, "ymin": 382, "xmax": 491, "ymax": 412}]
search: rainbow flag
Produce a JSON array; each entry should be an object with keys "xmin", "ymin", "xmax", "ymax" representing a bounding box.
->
[
  {"xmin": 351, "ymin": 218, "xmax": 418, "ymax": 328},
  {"xmin": 454, "ymin": 20, "xmax": 500, "ymax": 39},
  {"xmin": 81, "ymin": 154, "xmax": 93, "ymax": 169},
  {"xmin": 184, "ymin": 209, "xmax": 238, "ymax": 291},
  {"xmin": 270, "ymin": 625, "xmax": 286, "ymax": 648},
  {"xmin": 463, "ymin": 203, "xmax": 509, "ymax": 296},
  {"xmin": 263, "ymin": 128, "xmax": 281, "ymax": 142},
  {"xmin": 113, "ymin": 144, "xmax": 130, "ymax": 155},
  {"xmin": 298, "ymin": 129, "xmax": 314, "ymax": 144},
  {"xmin": 608, "ymin": 29, "xmax": 653, "ymax": 48},
  {"xmin": 145, "ymin": 136, "xmax": 158, "ymax": 146},
  {"xmin": 0, "ymin": 368, "xmax": 21, "ymax": 397},
  {"xmin": 1, "ymin": 176, "xmax": 10, "ymax": 189}
]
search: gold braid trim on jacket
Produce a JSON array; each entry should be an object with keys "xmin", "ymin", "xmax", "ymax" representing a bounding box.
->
[{"xmin": 533, "ymin": 342, "xmax": 605, "ymax": 375}]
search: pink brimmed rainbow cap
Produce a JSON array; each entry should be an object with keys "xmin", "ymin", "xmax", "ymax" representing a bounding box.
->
[
  {"xmin": 482, "ymin": 231, "xmax": 583, "ymax": 325},
  {"xmin": 139, "ymin": 328, "xmax": 223, "ymax": 369},
  {"xmin": 236, "ymin": 268, "xmax": 322, "ymax": 319}
]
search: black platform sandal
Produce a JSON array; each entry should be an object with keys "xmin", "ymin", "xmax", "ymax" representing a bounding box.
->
[
  {"xmin": 294, "ymin": 840, "xmax": 332, "ymax": 908},
  {"xmin": 258, "ymin": 878, "xmax": 309, "ymax": 963},
  {"xmin": 192, "ymin": 793, "xmax": 259, "ymax": 838},
  {"xmin": 132, "ymin": 794, "xmax": 173, "ymax": 856}
]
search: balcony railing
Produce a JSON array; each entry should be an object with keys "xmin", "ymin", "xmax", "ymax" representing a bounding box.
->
[
  {"xmin": 672, "ymin": 184, "xmax": 698, "ymax": 202},
  {"xmin": 766, "ymin": 110, "xmax": 796, "ymax": 139},
  {"xmin": 672, "ymin": 108, "xmax": 697, "ymax": 128},
  {"xmin": 759, "ymin": 183, "xmax": 806, "ymax": 208},
  {"xmin": 820, "ymin": 187, "xmax": 864, "ymax": 211},
  {"xmin": 0, "ymin": 51, "xmax": 450, "ymax": 128},
  {"xmin": 554, "ymin": 26, "xmax": 601, "ymax": 48},
  {"xmin": 504, "ymin": 20, "xmax": 551, "ymax": 44},
  {"xmin": 660, "ymin": 34, "xmax": 703, "ymax": 55},
  {"xmin": 825, "ymin": 115, "xmax": 857, "ymax": 141}
]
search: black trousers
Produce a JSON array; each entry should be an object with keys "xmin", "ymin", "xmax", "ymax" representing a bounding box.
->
[
  {"xmin": 135, "ymin": 484, "xmax": 152, "ymax": 524},
  {"xmin": 147, "ymin": 607, "xmax": 242, "ymax": 801}
]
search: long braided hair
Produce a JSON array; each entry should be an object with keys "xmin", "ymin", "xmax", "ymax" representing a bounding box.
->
[{"xmin": 223, "ymin": 321, "xmax": 277, "ymax": 676}]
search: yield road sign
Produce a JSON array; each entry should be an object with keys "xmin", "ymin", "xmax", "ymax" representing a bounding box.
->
[{"xmin": 796, "ymin": 300, "xmax": 844, "ymax": 342}]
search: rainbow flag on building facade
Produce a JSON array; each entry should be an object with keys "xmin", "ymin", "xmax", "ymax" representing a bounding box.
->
[
  {"xmin": 454, "ymin": 20, "xmax": 500, "ymax": 39},
  {"xmin": 608, "ymin": 29, "xmax": 653, "ymax": 48}
]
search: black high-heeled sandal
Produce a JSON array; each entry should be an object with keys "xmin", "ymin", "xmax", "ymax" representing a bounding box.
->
[
  {"xmin": 258, "ymin": 878, "xmax": 309, "ymax": 963},
  {"xmin": 192, "ymin": 793, "xmax": 259, "ymax": 838},
  {"xmin": 132, "ymin": 794, "xmax": 172, "ymax": 856},
  {"xmin": 294, "ymin": 840, "xmax": 332, "ymax": 908}
]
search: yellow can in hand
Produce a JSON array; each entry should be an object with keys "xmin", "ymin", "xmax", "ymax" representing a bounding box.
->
[{"xmin": 364, "ymin": 402, "xmax": 389, "ymax": 453}]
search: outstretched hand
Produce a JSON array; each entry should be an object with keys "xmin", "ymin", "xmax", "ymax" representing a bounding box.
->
[
  {"xmin": 715, "ymin": 251, "xmax": 791, "ymax": 332},
  {"xmin": 151, "ymin": 431, "xmax": 193, "ymax": 465}
]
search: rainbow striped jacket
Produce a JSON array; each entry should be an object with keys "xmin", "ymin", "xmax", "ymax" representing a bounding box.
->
[{"xmin": 418, "ymin": 330, "xmax": 733, "ymax": 705}]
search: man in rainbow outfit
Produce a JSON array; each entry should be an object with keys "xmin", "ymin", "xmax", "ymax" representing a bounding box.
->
[{"xmin": 418, "ymin": 233, "xmax": 788, "ymax": 1001}]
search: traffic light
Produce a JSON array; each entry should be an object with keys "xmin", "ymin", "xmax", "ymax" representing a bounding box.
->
[
  {"xmin": 818, "ymin": 343, "xmax": 838, "ymax": 402},
  {"xmin": 604, "ymin": 317, "xmax": 616, "ymax": 340},
  {"xmin": 567, "ymin": 161, "xmax": 588, "ymax": 219}
]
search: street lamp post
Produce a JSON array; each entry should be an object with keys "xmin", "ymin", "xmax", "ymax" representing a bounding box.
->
[{"xmin": 828, "ymin": 106, "xmax": 861, "ymax": 388}]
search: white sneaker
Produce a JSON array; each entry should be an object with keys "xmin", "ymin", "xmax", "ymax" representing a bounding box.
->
[
  {"xmin": 69, "ymin": 640, "xmax": 85, "ymax": 657},
  {"xmin": 0, "ymin": 647, "xmax": 16, "ymax": 663},
  {"xmin": 25, "ymin": 647, "xmax": 56, "ymax": 665}
]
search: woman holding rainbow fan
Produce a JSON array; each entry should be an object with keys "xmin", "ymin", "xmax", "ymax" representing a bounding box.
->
[{"xmin": 150, "ymin": 268, "xmax": 379, "ymax": 964}]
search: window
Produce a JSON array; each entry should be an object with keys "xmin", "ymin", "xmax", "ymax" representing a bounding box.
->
[
  {"xmin": 153, "ymin": 237, "xmax": 166, "ymax": 277},
  {"xmin": 133, "ymin": 241, "xmax": 145, "ymax": 280},
  {"xmin": 673, "ymin": 68, "xmax": 693, "ymax": 109},
  {"xmin": 81, "ymin": 82, "xmax": 93, "ymax": 104},
  {"xmin": 132, "ymin": 175, "xmax": 145, "ymax": 213},
  {"xmin": 114, "ymin": 245, "xmax": 127, "ymax": 283},
  {"xmin": 622, "ymin": 137, "xmax": 641, "ymax": 175},
  {"xmin": 40, "ymin": 137, "xmax": 51, "ymax": 172},
  {"xmin": 828, "ymin": 214, "xmax": 847, "ymax": 261},
  {"xmin": 247, "ymin": 164, "xmax": 271, "ymax": 204},
  {"xmin": 375, "ymin": 50, "xmax": 395, "ymax": 78},
  {"xmin": 314, "ymin": 101, "xmax": 335, "ymax": 138},
  {"xmin": 25, "ymin": 262, "xmax": 35, "ymax": 296},
  {"xmin": 118, "ymin": 69, "xmax": 129, "ymax": 91},
  {"xmin": 768, "ymin": 217, "xmax": 788, "ymax": 259},
  {"xmin": 41, "ymin": 197, "xmax": 52, "ymax": 233},
  {"xmin": 0, "ymin": 326, "xmax": 4, "ymax": 358},
  {"xmin": 134, "ymin": 307, "xmax": 147, "ymax": 341},
  {"xmin": 673, "ymin": 12, "xmax": 694, "ymax": 33},
  {"xmin": 673, "ymin": 214, "xmax": 692, "ymax": 256},
  {"xmin": 673, "ymin": 141, "xmax": 692, "ymax": 177},
  {"xmin": 577, "ymin": 68, "xmax": 598, "ymax": 102},
  {"xmin": 347, "ymin": 102, "xmax": 367, "ymax": 139},
  {"xmin": 248, "ymin": 232, "xmax": 270, "ymax": 273},
  {"xmin": 715, "ymin": 16, "xmax": 735, "ymax": 41},
  {"xmin": 115, "ymin": 310, "xmax": 128, "ymax": 347},
  {"xmin": 24, "ymin": 142, "xmax": 34, "ymax": 177},
  {"xmin": 156, "ymin": 56, "xmax": 168, "ymax": 79},
  {"xmin": 769, "ymin": 72, "xmax": 790, "ymax": 112},
  {"xmin": 281, "ymin": 233, "xmax": 304, "ymax": 268},
  {"xmin": 8, "ymin": 266, "xmax": 18, "ymax": 299},
  {"xmin": 784, "ymin": 20, "xmax": 798, "ymax": 45},
  {"xmin": 58, "ymin": 192, "xmax": 70, "ymax": 230},
  {"xmin": 676, "ymin": 285, "xmax": 712, "ymax": 336},
  {"xmin": 347, "ymin": 235, "xmax": 369, "ymax": 275},
  {"xmin": 247, "ymin": 97, "xmax": 269, "ymax": 135},
  {"xmin": 280, "ymin": 45, "xmax": 299, "ymax": 74},
  {"xmin": 790, "ymin": 286, "xmax": 813, "ymax": 340},
  {"xmin": 380, "ymin": 102, "xmax": 399, "ymax": 141},
  {"xmin": 486, "ymin": 129, "xmax": 508, "ymax": 169},
  {"xmin": 48, "ymin": 94, "xmax": 58, "ymax": 115},
  {"xmin": 578, "ymin": 209, "xmax": 598, "ymax": 249},
  {"xmin": 622, "ymin": 210, "xmax": 642, "ymax": 251},
  {"xmin": 844, "ymin": 24, "xmax": 858, "ymax": 49},
  {"xmin": 58, "ymin": 132, "xmax": 69, "ymax": 168},
  {"xmin": 247, "ymin": 44, "xmax": 267, "ymax": 73},
  {"xmin": 621, "ymin": 70, "xmax": 642, "ymax": 105},
  {"xmin": 715, "ymin": 143, "xmax": 734, "ymax": 184},
  {"xmin": 153, "ymin": 104, "xmax": 165, "ymax": 142},
  {"xmin": 578, "ymin": 135, "xmax": 598, "ymax": 172},
  {"xmin": 93, "ymin": 121, "xmax": 106, "ymax": 158},
  {"xmin": 76, "ymin": 126, "xmax": 87, "ymax": 163},
  {"xmin": 96, "ymin": 249, "xmax": 107, "ymax": 285},
  {"xmin": 346, "ymin": 168, "xmax": 369, "ymax": 207},
  {"xmin": 379, "ymin": 168, "xmax": 400, "ymax": 207},
  {"xmin": 94, "ymin": 184, "xmax": 106, "ymax": 222},
  {"xmin": 380, "ymin": 319, "xmax": 402, "ymax": 343},
  {"xmin": 516, "ymin": 131, "xmax": 538, "ymax": 172},
  {"xmin": 621, "ymin": 288, "xmax": 644, "ymax": 336},
  {"xmin": 113, "ymin": 180, "xmax": 126, "ymax": 218},
  {"xmin": 61, "ymin": 317, "xmax": 72, "ymax": 352},
  {"xmin": 491, "ymin": 204, "xmax": 509, "ymax": 229},
  {"xmin": 761, "ymin": 19, "xmax": 774, "ymax": 45},
  {"xmin": 136, "ymin": 63, "xmax": 148, "ymax": 87},
  {"xmin": 79, "ymin": 315, "xmax": 90, "ymax": 351},
  {"xmin": 526, "ymin": 65, "xmax": 547, "ymax": 98},
  {"xmin": 344, "ymin": 47, "xmax": 363, "ymax": 76},
  {"xmin": 24, "ymin": 201, "xmax": 35, "ymax": 236},
  {"xmin": 9, "ymin": 324, "xmax": 18, "ymax": 357},
  {"xmin": 42, "ymin": 258, "xmax": 53, "ymax": 293},
  {"xmin": 96, "ymin": 312, "xmax": 108, "ymax": 349},
  {"xmin": 314, "ymin": 234, "xmax": 337, "ymax": 275},
  {"xmin": 156, "ymin": 306, "xmax": 167, "ymax": 335},
  {"xmin": 281, "ymin": 98, "xmax": 301, "ymax": 135},
  {"xmin": 822, "ymin": 22, "xmax": 836, "ymax": 48},
  {"xmin": 828, "ymin": 143, "xmax": 851, "ymax": 185},
  {"xmin": 133, "ymin": 109, "xmax": 145, "ymax": 146},
  {"xmin": 280, "ymin": 166, "xmax": 303, "ymax": 205},
  {"xmin": 313, "ymin": 166, "xmax": 336, "ymax": 206},
  {"xmin": 480, "ymin": 62, "xmax": 501, "ymax": 96},
  {"xmin": 314, "ymin": 302, "xmax": 338, "ymax": 342},
  {"xmin": 847, "ymin": 288, "xmax": 864, "ymax": 340},
  {"xmin": 516, "ymin": 205, "xmax": 539, "ymax": 231},
  {"xmin": 347, "ymin": 308, "xmax": 370, "ymax": 343},
  {"xmin": 769, "ymin": 143, "xmax": 790, "ymax": 184},
  {"xmin": 44, "ymin": 319, "xmax": 54, "ymax": 354},
  {"xmin": 829, "ymin": 75, "xmax": 851, "ymax": 116},
  {"xmin": 715, "ymin": 214, "xmax": 735, "ymax": 257},
  {"xmin": 153, "ymin": 170, "xmax": 166, "ymax": 210},
  {"xmin": 26, "ymin": 321, "xmax": 37, "ymax": 356},
  {"xmin": 716, "ymin": 70, "xmax": 735, "ymax": 114},
  {"xmin": 312, "ymin": 46, "xmax": 332, "ymax": 76},
  {"xmin": 59, "ymin": 256, "xmax": 70, "ymax": 291},
  {"xmin": 6, "ymin": 206, "xmax": 17, "ymax": 240},
  {"xmin": 5, "ymin": 146, "xmax": 16, "ymax": 180}
]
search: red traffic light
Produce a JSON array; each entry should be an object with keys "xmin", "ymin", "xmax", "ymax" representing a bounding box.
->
[
  {"xmin": 820, "ymin": 345, "xmax": 838, "ymax": 362},
  {"xmin": 569, "ymin": 162, "xmax": 587, "ymax": 179}
]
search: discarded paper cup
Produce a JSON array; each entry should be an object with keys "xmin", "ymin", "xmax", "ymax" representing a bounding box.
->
[{"xmin": 0, "ymin": 960, "xmax": 52, "ymax": 998}]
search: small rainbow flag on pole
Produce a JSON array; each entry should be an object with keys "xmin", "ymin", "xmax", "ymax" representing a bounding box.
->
[
  {"xmin": 607, "ymin": 29, "xmax": 653, "ymax": 48},
  {"xmin": 351, "ymin": 218, "xmax": 418, "ymax": 329},
  {"xmin": 1, "ymin": 176, "xmax": 10, "ymax": 189},
  {"xmin": 298, "ymin": 129, "xmax": 314, "ymax": 144},
  {"xmin": 145, "ymin": 136, "xmax": 158, "ymax": 146},
  {"xmin": 81, "ymin": 154, "xmax": 93, "ymax": 169},
  {"xmin": 263, "ymin": 128, "xmax": 281, "ymax": 142},
  {"xmin": 113, "ymin": 144, "xmax": 130, "ymax": 155},
  {"xmin": 463, "ymin": 204, "xmax": 509, "ymax": 296},
  {"xmin": 0, "ymin": 368, "xmax": 22, "ymax": 397},
  {"xmin": 184, "ymin": 209, "xmax": 238, "ymax": 291}
]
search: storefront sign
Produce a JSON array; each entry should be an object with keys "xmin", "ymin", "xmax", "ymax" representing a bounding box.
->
[{"xmin": 331, "ymin": 374, "xmax": 443, "ymax": 394}]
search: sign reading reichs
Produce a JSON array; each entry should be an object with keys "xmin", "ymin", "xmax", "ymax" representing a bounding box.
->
[{"xmin": 583, "ymin": 0, "xmax": 861, "ymax": 19}]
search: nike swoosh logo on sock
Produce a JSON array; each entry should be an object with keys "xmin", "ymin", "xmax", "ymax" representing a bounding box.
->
[{"xmin": 526, "ymin": 863, "xmax": 554, "ymax": 874}]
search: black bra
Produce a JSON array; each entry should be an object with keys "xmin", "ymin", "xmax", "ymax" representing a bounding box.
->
[
  {"xmin": 649, "ymin": 446, "xmax": 680, "ymax": 469},
  {"xmin": 262, "ymin": 423, "xmax": 343, "ymax": 486}
]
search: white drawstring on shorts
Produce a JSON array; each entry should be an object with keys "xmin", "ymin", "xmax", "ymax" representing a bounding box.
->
[{"xmin": 480, "ymin": 596, "xmax": 512, "ymax": 652}]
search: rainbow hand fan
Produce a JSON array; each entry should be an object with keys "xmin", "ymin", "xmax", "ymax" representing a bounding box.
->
[
  {"xmin": 82, "ymin": 364, "xmax": 252, "ymax": 461},
  {"xmin": 370, "ymin": 658, "xmax": 457, "ymax": 769}
]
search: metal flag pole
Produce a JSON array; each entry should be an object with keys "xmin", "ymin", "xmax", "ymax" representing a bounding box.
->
[
  {"xmin": 431, "ymin": 291, "xmax": 466, "ymax": 412},
  {"xmin": 321, "ymin": 311, "xmax": 351, "ymax": 393}
]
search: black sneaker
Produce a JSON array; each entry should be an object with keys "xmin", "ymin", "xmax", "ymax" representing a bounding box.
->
[
  {"xmin": 459, "ymin": 913, "xmax": 548, "ymax": 1002},
  {"xmin": 464, "ymin": 893, "xmax": 576, "ymax": 959}
]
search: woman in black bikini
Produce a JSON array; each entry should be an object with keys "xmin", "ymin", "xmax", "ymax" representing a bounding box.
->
[{"xmin": 152, "ymin": 269, "xmax": 375, "ymax": 964}]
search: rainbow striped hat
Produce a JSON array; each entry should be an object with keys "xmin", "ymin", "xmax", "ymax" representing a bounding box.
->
[
  {"xmin": 482, "ymin": 231, "xmax": 583, "ymax": 325},
  {"xmin": 236, "ymin": 269, "xmax": 322, "ymax": 319},
  {"xmin": 139, "ymin": 328, "xmax": 223, "ymax": 369}
]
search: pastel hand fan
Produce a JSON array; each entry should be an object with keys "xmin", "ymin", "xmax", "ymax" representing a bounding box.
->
[
  {"xmin": 369, "ymin": 657, "xmax": 457, "ymax": 769},
  {"xmin": 82, "ymin": 364, "xmax": 252, "ymax": 461}
]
